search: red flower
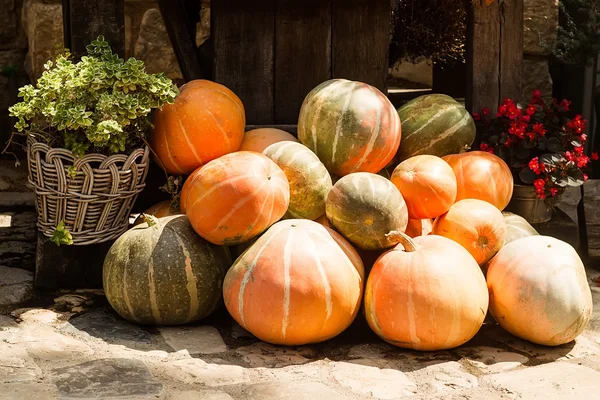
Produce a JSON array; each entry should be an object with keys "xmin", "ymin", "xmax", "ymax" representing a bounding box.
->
[
  {"xmin": 529, "ymin": 158, "xmax": 541, "ymax": 174},
  {"xmin": 520, "ymin": 115, "xmax": 531, "ymax": 123},
  {"xmin": 577, "ymin": 155, "xmax": 589, "ymax": 168},
  {"xmin": 534, "ymin": 178, "xmax": 545, "ymax": 189},
  {"xmin": 550, "ymin": 188, "xmax": 559, "ymax": 196},
  {"xmin": 575, "ymin": 146, "xmax": 584, "ymax": 154},
  {"xmin": 481, "ymin": 107, "xmax": 490, "ymax": 117},
  {"xmin": 560, "ymin": 99, "xmax": 572, "ymax": 111},
  {"xmin": 472, "ymin": 112, "xmax": 481, "ymax": 121},
  {"xmin": 581, "ymin": 133, "xmax": 588, "ymax": 142},
  {"xmin": 504, "ymin": 137, "xmax": 515, "ymax": 148},
  {"xmin": 532, "ymin": 89, "xmax": 542, "ymax": 98},
  {"xmin": 532, "ymin": 123, "xmax": 546, "ymax": 136},
  {"xmin": 566, "ymin": 151, "xmax": 575, "ymax": 162},
  {"xmin": 526, "ymin": 104, "xmax": 536, "ymax": 115},
  {"xmin": 479, "ymin": 143, "xmax": 494, "ymax": 154},
  {"xmin": 584, "ymin": 173, "xmax": 589, "ymax": 182},
  {"xmin": 508, "ymin": 122, "xmax": 526, "ymax": 138},
  {"xmin": 592, "ymin": 152, "xmax": 599, "ymax": 161}
]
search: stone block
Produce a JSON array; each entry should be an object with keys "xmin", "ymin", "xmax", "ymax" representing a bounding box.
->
[
  {"xmin": 524, "ymin": 0, "xmax": 559, "ymax": 56},
  {"xmin": 585, "ymin": 179, "xmax": 600, "ymax": 258},
  {"xmin": 532, "ymin": 209, "xmax": 579, "ymax": 251},
  {"xmin": 522, "ymin": 57, "xmax": 553, "ymax": 103},
  {"xmin": 0, "ymin": 265, "xmax": 33, "ymax": 306},
  {"xmin": 0, "ymin": 211, "xmax": 37, "ymax": 271},
  {"xmin": 0, "ymin": 0, "xmax": 27, "ymax": 50},
  {"xmin": 159, "ymin": 325, "xmax": 227, "ymax": 354},
  {"xmin": 197, "ymin": 0, "xmax": 211, "ymax": 47}
]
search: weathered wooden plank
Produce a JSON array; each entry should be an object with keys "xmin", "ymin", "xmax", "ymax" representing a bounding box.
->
[
  {"xmin": 212, "ymin": 1, "xmax": 275, "ymax": 125},
  {"xmin": 331, "ymin": 0, "xmax": 390, "ymax": 93},
  {"xmin": 584, "ymin": 179, "xmax": 600, "ymax": 257},
  {"xmin": 274, "ymin": 0, "xmax": 332, "ymax": 124},
  {"xmin": 499, "ymin": 0, "xmax": 524, "ymax": 102},
  {"xmin": 63, "ymin": 0, "xmax": 126, "ymax": 59},
  {"xmin": 157, "ymin": 0, "xmax": 204, "ymax": 81},
  {"xmin": 465, "ymin": 1, "xmax": 500, "ymax": 114}
]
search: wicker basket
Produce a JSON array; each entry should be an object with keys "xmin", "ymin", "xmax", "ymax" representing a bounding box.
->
[{"xmin": 26, "ymin": 136, "xmax": 150, "ymax": 245}]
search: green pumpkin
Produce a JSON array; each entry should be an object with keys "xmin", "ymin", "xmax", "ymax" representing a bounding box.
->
[
  {"xmin": 103, "ymin": 215, "xmax": 232, "ymax": 325},
  {"xmin": 502, "ymin": 211, "xmax": 539, "ymax": 245}
]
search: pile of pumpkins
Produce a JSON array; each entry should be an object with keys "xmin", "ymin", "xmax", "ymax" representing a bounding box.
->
[{"xmin": 103, "ymin": 78, "xmax": 593, "ymax": 351}]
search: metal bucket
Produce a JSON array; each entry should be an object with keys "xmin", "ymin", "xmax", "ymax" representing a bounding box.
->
[{"xmin": 505, "ymin": 184, "xmax": 553, "ymax": 224}]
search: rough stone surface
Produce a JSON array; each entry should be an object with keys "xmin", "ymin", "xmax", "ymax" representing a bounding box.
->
[
  {"xmin": 524, "ymin": 0, "xmax": 559, "ymax": 56},
  {"xmin": 0, "ymin": 211, "xmax": 36, "ymax": 271},
  {"xmin": 330, "ymin": 361, "xmax": 417, "ymax": 398},
  {"xmin": 197, "ymin": 0, "xmax": 211, "ymax": 47},
  {"xmin": 160, "ymin": 325, "xmax": 227, "ymax": 354},
  {"xmin": 0, "ymin": 383, "xmax": 58, "ymax": 400},
  {"xmin": 68, "ymin": 307, "xmax": 152, "ymax": 344},
  {"xmin": 0, "ymin": 0, "xmax": 27, "ymax": 50},
  {"xmin": 241, "ymin": 382, "xmax": 350, "ymax": 400},
  {"xmin": 389, "ymin": 57, "xmax": 433, "ymax": 88},
  {"xmin": 522, "ymin": 57, "xmax": 553, "ymax": 103},
  {"xmin": 585, "ymin": 180, "xmax": 600, "ymax": 257},
  {"xmin": 406, "ymin": 360, "xmax": 479, "ymax": 393},
  {"xmin": 481, "ymin": 362, "xmax": 600, "ymax": 399},
  {"xmin": 235, "ymin": 342, "xmax": 311, "ymax": 368},
  {"xmin": 0, "ymin": 265, "xmax": 33, "ymax": 306},
  {"xmin": 134, "ymin": 8, "xmax": 182, "ymax": 82},
  {"xmin": 163, "ymin": 358, "xmax": 250, "ymax": 387},
  {"xmin": 166, "ymin": 390, "xmax": 233, "ymax": 400},
  {"xmin": 455, "ymin": 346, "xmax": 529, "ymax": 374},
  {"xmin": 0, "ymin": 343, "xmax": 40, "ymax": 383},
  {"xmin": 0, "ymin": 161, "xmax": 31, "ymax": 193},
  {"xmin": 52, "ymin": 358, "xmax": 164, "ymax": 399}
]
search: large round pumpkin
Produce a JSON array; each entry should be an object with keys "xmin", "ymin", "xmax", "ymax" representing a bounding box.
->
[
  {"xmin": 364, "ymin": 232, "xmax": 488, "ymax": 351},
  {"xmin": 133, "ymin": 200, "xmax": 181, "ymax": 226},
  {"xmin": 432, "ymin": 199, "xmax": 506, "ymax": 266},
  {"xmin": 263, "ymin": 141, "xmax": 332, "ymax": 220},
  {"xmin": 149, "ymin": 79, "xmax": 246, "ymax": 175},
  {"xmin": 239, "ymin": 128, "xmax": 299, "ymax": 153},
  {"xmin": 442, "ymin": 151, "xmax": 513, "ymax": 210},
  {"xmin": 103, "ymin": 215, "xmax": 232, "ymax": 325},
  {"xmin": 487, "ymin": 235, "xmax": 592, "ymax": 346},
  {"xmin": 326, "ymin": 172, "xmax": 409, "ymax": 250},
  {"xmin": 405, "ymin": 218, "xmax": 433, "ymax": 238},
  {"xmin": 297, "ymin": 79, "xmax": 401, "ymax": 176},
  {"xmin": 182, "ymin": 151, "xmax": 290, "ymax": 246},
  {"xmin": 503, "ymin": 211, "xmax": 539, "ymax": 245},
  {"xmin": 223, "ymin": 219, "xmax": 365, "ymax": 345},
  {"xmin": 391, "ymin": 155, "xmax": 457, "ymax": 219}
]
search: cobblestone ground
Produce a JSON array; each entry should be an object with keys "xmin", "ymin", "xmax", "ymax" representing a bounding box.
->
[{"xmin": 1, "ymin": 267, "xmax": 600, "ymax": 400}]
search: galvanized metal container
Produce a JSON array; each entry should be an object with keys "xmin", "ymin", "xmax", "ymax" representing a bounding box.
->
[{"xmin": 505, "ymin": 184, "xmax": 553, "ymax": 224}]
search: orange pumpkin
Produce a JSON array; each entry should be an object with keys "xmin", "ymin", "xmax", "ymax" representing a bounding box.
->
[
  {"xmin": 149, "ymin": 79, "xmax": 246, "ymax": 175},
  {"xmin": 364, "ymin": 232, "xmax": 488, "ymax": 350},
  {"xmin": 239, "ymin": 128, "xmax": 299, "ymax": 153},
  {"xmin": 442, "ymin": 151, "xmax": 513, "ymax": 210},
  {"xmin": 432, "ymin": 199, "xmax": 506, "ymax": 266},
  {"xmin": 391, "ymin": 155, "xmax": 457, "ymax": 219},
  {"xmin": 179, "ymin": 167, "xmax": 203, "ymax": 214},
  {"xmin": 405, "ymin": 218, "xmax": 433, "ymax": 238},
  {"xmin": 487, "ymin": 235, "xmax": 593, "ymax": 346},
  {"xmin": 314, "ymin": 214, "xmax": 334, "ymax": 229},
  {"xmin": 182, "ymin": 151, "xmax": 290, "ymax": 245},
  {"xmin": 133, "ymin": 200, "xmax": 181, "ymax": 226},
  {"xmin": 223, "ymin": 219, "xmax": 365, "ymax": 345}
]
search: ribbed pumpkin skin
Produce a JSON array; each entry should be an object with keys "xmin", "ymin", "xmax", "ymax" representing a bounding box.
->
[
  {"xmin": 395, "ymin": 94, "xmax": 475, "ymax": 162},
  {"xmin": 263, "ymin": 141, "xmax": 332, "ymax": 220},
  {"xmin": 133, "ymin": 200, "xmax": 181, "ymax": 226},
  {"xmin": 103, "ymin": 215, "xmax": 232, "ymax": 325},
  {"xmin": 315, "ymin": 214, "xmax": 334, "ymax": 229},
  {"xmin": 432, "ymin": 199, "xmax": 507, "ymax": 266},
  {"xmin": 179, "ymin": 167, "xmax": 203, "ymax": 214},
  {"xmin": 503, "ymin": 212, "xmax": 539, "ymax": 245},
  {"xmin": 183, "ymin": 151, "xmax": 290, "ymax": 245},
  {"xmin": 298, "ymin": 79, "xmax": 401, "ymax": 176},
  {"xmin": 365, "ymin": 234, "xmax": 488, "ymax": 351},
  {"xmin": 487, "ymin": 236, "xmax": 592, "ymax": 346},
  {"xmin": 223, "ymin": 219, "xmax": 365, "ymax": 345},
  {"xmin": 149, "ymin": 79, "xmax": 246, "ymax": 175},
  {"xmin": 326, "ymin": 173, "xmax": 409, "ymax": 250},
  {"xmin": 391, "ymin": 155, "xmax": 457, "ymax": 219},
  {"xmin": 405, "ymin": 218, "xmax": 433, "ymax": 238},
  {"xmin": 442, "ymin": 151, "xmax": 514, "ymax": 211},
  {"xmin": 239, "ymin": 128, "xmax": 299, "ymax": 153}
]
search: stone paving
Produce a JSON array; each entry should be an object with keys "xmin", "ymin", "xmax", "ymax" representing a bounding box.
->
[{"xmin": 1, "ymin": 266, "xmax": 600, "ymax": 399}]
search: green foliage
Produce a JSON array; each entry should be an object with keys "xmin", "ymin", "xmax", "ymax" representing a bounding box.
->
[
  {"xmin": 50, "ymin": 220, "xmax": 74, "ymax": 246},
  {"xmin": 9, "ymin": 36, "xmax": 178, "ymax": 157},
  {"xmin": 390, "ymin": 0, "xmax": 469, "ymax": 67}
]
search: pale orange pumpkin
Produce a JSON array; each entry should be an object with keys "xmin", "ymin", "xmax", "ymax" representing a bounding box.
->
[
  {"xmin": 223, "ymin": 219, "xmax": 365, "ymax": 345},
  {"xmin": 239, "ymin": 128, "xmax": 299, "ymax": 153},
  {"xmin": 405, "ymin": 218, "xmax": 433, "ymax": 238},
  {"xmin": 487, "ymin": 235, "xmax": 593, "ymax": 346},
  {"xmin": 182, "ymin": 151, "xmax": 290, "ymax": 245},
  {"xmin": 391, "ymin": 155, "xmax": 457, "ymax": 219},
  {"xmin": 133, "ymin": 200, "xmax": 181, "ymax": 226},
  {"xmin": 364, "ymin": 232, "xmax": 488, "ymax": 350},
  {"xmin": 442, "ymin": 151, "xmax": 513, "ymax": 210},
  {"xmin": 149, "ymin": 79, "xmax": 246, "ymax": 175},
  {"xmin": 432, "ymin": 199, "xmax": 506, "ymax": 266}
]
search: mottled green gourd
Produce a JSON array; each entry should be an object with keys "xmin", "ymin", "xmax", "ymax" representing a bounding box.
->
[
  {"xmin": 263, "ymin": 141, "xmax": 332, "ymax": 220},
  {"xmin": 326, "ymin": 172, "xmax": 409, "ymax": 250},
  {"xmin": 395, "ymin": 94, "xmax": 475, "ymax": 162},
  {"xmin": 103, "ymin": 215, "xmax": 232, "ymax": 325},
  {"xmin": 502, "ymin": 212, "xmax": 539, "ymax": 245}
]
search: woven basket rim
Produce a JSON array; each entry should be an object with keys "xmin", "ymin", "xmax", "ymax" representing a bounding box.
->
[{"xmin": 26, "ymin": 134, "xmax": 149, "ymax": 159}]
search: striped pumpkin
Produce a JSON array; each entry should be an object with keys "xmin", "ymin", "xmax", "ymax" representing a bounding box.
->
[
  {"xmin": 442, "ymin": 151, "xmax": 514, "ymax": 211},
  {"xmin": 297, "ymin": 79, "xmax": 401, "ymax": 177},
  {"xmin": 149, "ymin": 79, "xmax": 246, "ymax": 175},
  {"xmin": 103, "ymin": 215, "xmax": 232, "ymax": 325},
  {"xmin": 223, "ymin": 219, "xmax": 365, "ymax": 345},
  {"xmin": 133, "ymin": 200, "xmax": 181, "ymax": 226},
  {"xmin": 503, "ymin": 211, "xmax": 539, "ymax": 245},
  {"xmin": 395, "ymin": 94, "xmax": 475, "ymax": 162},
  {"xmin": 391, "ymin": 155, "xmax": 457, "ymax": 219},
  {"xmin": 326, "ymin": 172, "xmax": 409, "ymax": 250},
  {"xmin": 239, "ymin": 128, "xmax": 299, "ymax": 153},
  {"xmin": 364, "ymin": 232, "xmax": 489, "ymax": 350},
  {"xmin": 405, "ymin": 218, "xmax": 433, "ymax": 238},
  {"xmin": 263, "ymin": 141, "xmax": 332, "ymax": 220},
  {"xmin": 182, "ymin": 151, "xmax": 290, "ymax": 246}
]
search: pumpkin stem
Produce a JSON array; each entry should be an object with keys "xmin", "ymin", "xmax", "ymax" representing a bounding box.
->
[{"xmin": 385, "ymin": 230, "xmax": 417, "ymax": 252}]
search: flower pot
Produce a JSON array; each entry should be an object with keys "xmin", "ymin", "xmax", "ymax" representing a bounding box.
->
[
  {"xmin": 505, "ymin": 184, "xmax": 553, "ymax": 224},
  {"xmin": 26, "ymin": 136, "xmax": 150, "ymax": 245}
]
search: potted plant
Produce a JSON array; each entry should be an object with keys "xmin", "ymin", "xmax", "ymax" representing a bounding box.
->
[
  {"xmin": 474, "ymin": 90, "xmax": 597, "ymax": 223},
  {"xmin": 5, "ymin": 36, "xmax": 178, "ymax": 245}
]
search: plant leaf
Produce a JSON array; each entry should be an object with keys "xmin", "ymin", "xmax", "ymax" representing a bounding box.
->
[{"xmin": 519, "ymin": 167, "xmax": 537, "ymax": 184}]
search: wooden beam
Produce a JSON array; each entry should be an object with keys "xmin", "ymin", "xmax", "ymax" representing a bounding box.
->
[
  {"xmin": 62, "ymin": 0, "xmax": 125, "ymax": 59},
  {"xmin": 499, "ymin": 0, "xmax": 524, "ymax": 102}
]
